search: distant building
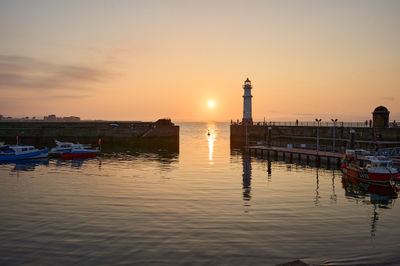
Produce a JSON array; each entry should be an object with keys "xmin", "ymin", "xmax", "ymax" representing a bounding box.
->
[
  {"xmin": 62, "ymin": 116, "xmax": 80, "ymax": 122},
  {"xmin": 372, "ymin": 106, "xmax": 390, "ymax": 128},
  {"xmin": 0, "ymin": 114, "xmax": 3, "ymax": 120},
  {"xmin": 43, "ymin": 114, "xmax": 80, "ymax": 122}
]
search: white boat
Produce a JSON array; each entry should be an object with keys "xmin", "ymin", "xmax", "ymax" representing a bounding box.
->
[
  {"xmin": 49, "ymin": 140, "xmax": 99, "ymax": 159},
  {"xmin": 0, "ymin": 145, "xmax": 49, "ymax": 161},
  {"xmin": 0, "ymin": 142, "xmax": 7, "ymax": 149}
]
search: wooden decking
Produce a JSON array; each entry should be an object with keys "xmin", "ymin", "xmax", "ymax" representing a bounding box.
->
[
  {"xmin": 247, "ymin": 145, "xmax": 400, "ymax": 168},
  {"xmin": 247, "ymin": 145, "xmax": 344, "ymax": 167},
  {"xmin": 248, "ymin": 145, "xmax": 343, "ymax": 158}
]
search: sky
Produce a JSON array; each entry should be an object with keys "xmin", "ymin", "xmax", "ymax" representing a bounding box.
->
[{"xmin": 0, "ymin": 0, "xmax": 399, "ymax": 122}]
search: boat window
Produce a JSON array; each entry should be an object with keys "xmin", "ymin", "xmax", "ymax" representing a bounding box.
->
[{"xmin": 22, "ymin": 148, "xmax": 27, "ymax": 151}]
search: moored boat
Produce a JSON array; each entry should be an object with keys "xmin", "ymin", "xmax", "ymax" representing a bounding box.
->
[
  {"xmin": 341, "ymin": 150, "xmax": 400, "ymax": 184},
  {"xmin": 50, "ymin": 140, "xmax": 99, "ymax": 159},
  {"xmin": 0, "ymin": 145, "xmax": 49, "ymax": 161}
]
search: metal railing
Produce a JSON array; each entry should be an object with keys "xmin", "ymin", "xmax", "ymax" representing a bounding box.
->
[
  {"xmin": 231, "ymin": 121, "xmax": 399, "ymax": 128},
  {"xmin": 377, "ymin": 147, "xmax": 400, "ymax": 158}
]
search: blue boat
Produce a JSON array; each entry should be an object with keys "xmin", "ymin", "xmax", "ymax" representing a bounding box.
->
[{"xmin": 0, "ymin": 145, "xmax": 49, "ymax": 161}]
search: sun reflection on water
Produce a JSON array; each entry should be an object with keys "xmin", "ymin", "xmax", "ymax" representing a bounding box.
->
[{"xmin": 207, "ymin": 125, "xmax": 216, "ymax": 165}]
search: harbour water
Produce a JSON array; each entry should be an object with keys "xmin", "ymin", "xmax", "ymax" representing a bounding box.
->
[{"xmin": 1, "ymin": 122, "xmax": 399, "ymax": 265}]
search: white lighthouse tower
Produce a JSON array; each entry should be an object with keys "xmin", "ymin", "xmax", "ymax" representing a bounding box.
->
[{"xmin": 242, "ymin": 78, "xmax": 253, "ymax": 125}]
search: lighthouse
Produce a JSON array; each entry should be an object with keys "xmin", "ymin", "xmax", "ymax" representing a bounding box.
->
[{"xmin": 242, "ymin": 78, "xmax": 253, "ymax": 125}]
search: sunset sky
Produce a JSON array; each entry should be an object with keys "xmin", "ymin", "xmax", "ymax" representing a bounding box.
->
[{"xmin": 1, "ymin": 0, "xmax": 399, "ymax": 122}]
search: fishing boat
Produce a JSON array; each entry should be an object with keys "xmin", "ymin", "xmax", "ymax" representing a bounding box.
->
[
  {"xmin": 341, "ymin": 150, "xmax": 400, "ymax": 184},
  {"xmin": 50, "ymin": 140, "xmax": 99, "ymax": 159},
  {"xmin": 0, "ymin": 144, "xmax": 49, "ymax": 161}
]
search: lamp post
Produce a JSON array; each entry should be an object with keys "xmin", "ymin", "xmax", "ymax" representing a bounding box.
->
[
  {"xmin": 349, "ymin": 129, "xmax": 355, "ymax": 150},
  {"xmin": 331, "ymin": 118, "xmax": 338, "ymax": 152},
  {"xmin": 315, "ymin": 118, "xmax": 322, "ymax": 155},
  {"xmin": 268, "ymin": 126, "xmax": 272, "ymax": 147}
]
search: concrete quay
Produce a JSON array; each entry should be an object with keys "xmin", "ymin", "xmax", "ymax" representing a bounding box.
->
[
  {"xmin": 0, "ymin": 119, "xmax": 179, "ymax": 150},
  {"xmin": 231, "ymin": 124, "xmax": 400, "ymax": 151}
]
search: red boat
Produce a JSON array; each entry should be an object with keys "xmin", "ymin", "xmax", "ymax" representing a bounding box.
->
[
  {"xmin": 61, "ymin": 151, "xmax": 98, "ymax": 159},
  {"xmin": 342, "ymin": 150, "xmax": 400, "ymax": 184}
]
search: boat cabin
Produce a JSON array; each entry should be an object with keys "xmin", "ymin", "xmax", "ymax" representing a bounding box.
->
[
  {"xmin": 364, "ymin": 156, "xmax": 393, "ymax": 169},
  {"xmin": 1, "ymin": 145, "xmax": 38, "ymax": 155}
]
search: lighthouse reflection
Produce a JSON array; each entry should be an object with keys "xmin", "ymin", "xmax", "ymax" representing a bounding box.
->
[{"xmin": 242, "ymin": 154, "xmax": 252, "ymax": 202}]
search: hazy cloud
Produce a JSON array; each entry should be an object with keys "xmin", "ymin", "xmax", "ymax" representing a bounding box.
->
[
  {"xmin": 382, "ymin": 96, "xmax": 395, "ymax": 102},
  {"xmin": 294, "ymin": 113, "xmax": 320, "ymax": 117},
  {"xmin": 45, "ymin": 94, "xmax": 90, "ymax": 99},
  {"xmin": 0, "ymin": 55, "xmax": 110, "ymax": 91}
]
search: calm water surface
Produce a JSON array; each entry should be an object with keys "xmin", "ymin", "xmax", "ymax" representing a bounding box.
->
[{"xmin": 1, "ymin": 122, "xmax": 399, "ymax": 265}]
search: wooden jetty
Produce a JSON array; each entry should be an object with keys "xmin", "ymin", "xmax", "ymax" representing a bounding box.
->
[
  {"xmin": 247, "ymin": 145, "xmax": 343, "ymax": 167},
  {"xmin": 247, "ymin": 145, "xmax": 400, "ymax": 166}
]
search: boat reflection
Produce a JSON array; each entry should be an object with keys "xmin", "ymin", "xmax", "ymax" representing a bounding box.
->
[
  {"xmin": 55, "ymin": 158, "xmax": 92, "ymax": 168},
  {"xmin": 0, "ymin": 145, "xmax": 179, "ymax": 172},
  {"xmin": 342, "ymin": 174, "xmax": 398, "ymax": 206},
  {"xmin": 342, "ymin": 174, "xmax": 398, "ymax": 236},
  {"xmin": 0, "ymin": 159, "xmax": 49, "ymax": 172}
]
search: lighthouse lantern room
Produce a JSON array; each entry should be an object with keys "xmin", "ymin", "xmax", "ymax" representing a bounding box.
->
[{"xmin": 242, "ymin": 78, "xmax": 253, "ymax": 125}]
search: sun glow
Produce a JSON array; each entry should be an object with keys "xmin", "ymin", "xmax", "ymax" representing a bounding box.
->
[{"xmin": 208, "ymin": 101, "xmax": 215, "ymax": 108}]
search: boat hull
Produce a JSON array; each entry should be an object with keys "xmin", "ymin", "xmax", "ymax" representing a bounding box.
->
[
  {"xmin": 61, "ymin": 151, "xmax": 98, "ymax": 159},
  {"xmin": 342, "ymin": 166, "xmax": 397, "ymax": 184},
  {"xmin": 0, "ymin": 148, "xmax": 49, "ymax": 161}
]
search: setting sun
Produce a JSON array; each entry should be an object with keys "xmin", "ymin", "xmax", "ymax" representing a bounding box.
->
[{"xmin": 208, "ymin": 101, "xmax": 215, "ymax": 108}]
